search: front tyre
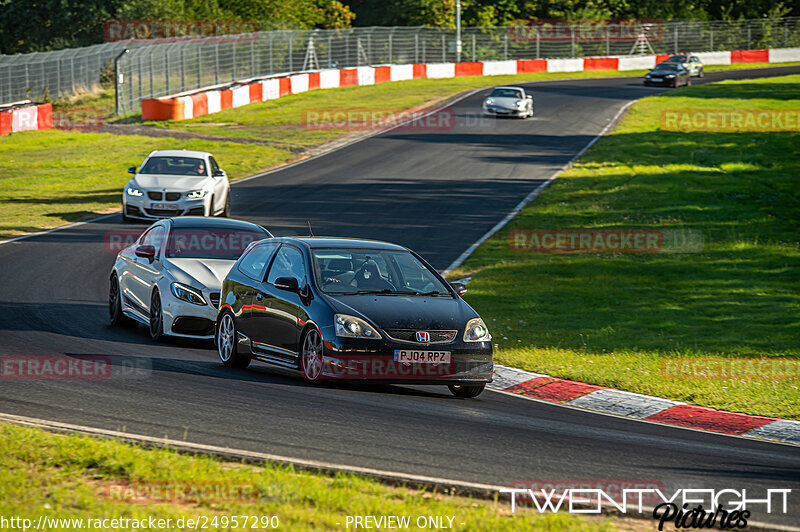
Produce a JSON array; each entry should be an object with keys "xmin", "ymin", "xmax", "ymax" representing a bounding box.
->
[
  {"xmin": 149, "ymin": 289, "xmax": 165, "ymax": 342},
  {"xmin": 109, "ymin": 273, "xmax": 133, "ymax": 326},
  {"xmin": 300, "ymin": 328, "xmax": 324, "ymax": 383},
  {"xmin": 219, "ymin": 193, "xmax": 230, "ymax": 217},
  {"xmin": 217, "ymin": 311, "xmax": 250, "ymax": 368},
  {"xmin": 448, "ymin": 383, "xmax": 486, "ymax": 398}
]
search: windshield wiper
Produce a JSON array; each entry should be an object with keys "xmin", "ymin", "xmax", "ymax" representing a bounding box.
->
[
  {"xmin": 357, "ymin": 289, "xmax": 417, "ymax": 295},
  {"xmin": 415, "ymin": 290, "xmax": 448, "ymax": 297}
]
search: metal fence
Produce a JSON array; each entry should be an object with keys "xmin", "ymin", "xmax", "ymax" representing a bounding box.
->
[{"xmin": 1, "ymin": 18, "xmax": 799, "ymax": 113}]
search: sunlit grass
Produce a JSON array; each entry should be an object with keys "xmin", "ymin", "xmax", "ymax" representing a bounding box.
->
[{"xmin": 452, "ymin": 75, "xmax": 800, "ymax": 419}]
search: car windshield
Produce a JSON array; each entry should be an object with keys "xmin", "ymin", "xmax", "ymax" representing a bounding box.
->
[
  {"xmin": 312, "ymin": 248, "xmax": 451, "ymax": 296},
  {"xmin": 165, "ymin": 227, "xmax": 268, "ymax": 260},
  {"xmin": 490, "ymin": 88, "xmax": 523, "ymax": 99},
  {"xmin": 666, "ymin": 55, "xmax": 688, "ymax": 62},
  {"xmin": 655, "ymin": 63, "xmax": 681, "ymax": 71},
  {"xmin": 140, "ymin": 156, "xmax": 207, "ymax": 177}
]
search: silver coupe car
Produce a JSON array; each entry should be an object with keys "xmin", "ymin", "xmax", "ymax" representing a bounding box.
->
[{"xmin": 482, "ymin": 86, "xmax": 534, "ymax": 119}]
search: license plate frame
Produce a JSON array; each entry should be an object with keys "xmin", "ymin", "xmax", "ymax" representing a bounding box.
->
[
  {"xmin": 151, "ymin": 203, "xmax": 171, "ymax": 210},
  {"xmin": 393, "ymin": 350, "xmax": 451, "ymax": 364}
]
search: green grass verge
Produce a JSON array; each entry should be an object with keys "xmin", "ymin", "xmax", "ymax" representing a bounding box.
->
[
  {"xmin": 451, "ymin": 75, "xmax": 800, "ymax": 420},
  {"xmin": 0, "ymin": 422, "xmax": 622, "ymax": 531},
  {"xmin": 2, "ymin": 63, "xmax": 798, "ymax": 240}
]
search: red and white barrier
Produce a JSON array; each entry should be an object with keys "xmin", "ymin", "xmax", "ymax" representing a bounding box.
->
[
  {"xmin": 141, "ymin": 47, "xmax": 800, "ymax": 122},
  {"xmin": 0, "ymin": 102, "xmax": 53, "ymax": 136}
]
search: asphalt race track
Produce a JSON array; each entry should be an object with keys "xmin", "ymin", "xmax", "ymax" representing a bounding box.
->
[{"xmin": 1, "ymin": 66, "xmax": 799, "ymax": 526}]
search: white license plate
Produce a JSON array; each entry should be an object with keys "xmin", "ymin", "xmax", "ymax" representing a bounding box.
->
[
  {"xmin": 151, "ymin": 203, "xmax": 171, "ymax": 209},
  {"xmin": 393, "ymin": 350, "xmax": 451, "ymax": 363}
]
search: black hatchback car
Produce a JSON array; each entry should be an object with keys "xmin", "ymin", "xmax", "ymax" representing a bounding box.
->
[
  {"xmin": 643, "ymin": 62, "xmax": 691, "ymax": 87},
  {"xmin": 215, "ymin": 237, "xmax": 493, "ymax": 397}
]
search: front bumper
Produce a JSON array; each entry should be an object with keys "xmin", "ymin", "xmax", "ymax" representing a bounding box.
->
[
  {"xmin": 160, "ymin": 287, "xmax": 220, "ymax": 339},
  {"xmin": 317, "ymin": 335, "xmax": 493, "ymax": 384},
  {"xmin": 124, "ymin": 195, "xmax": 209, "ymax": 220},
  {"xmin": 643, "ymin": 77, "xmax": 676, "ymax": 86},
  {"xmin": 483, "ymin": 105, "xmax": 526, "ymax": 117}
]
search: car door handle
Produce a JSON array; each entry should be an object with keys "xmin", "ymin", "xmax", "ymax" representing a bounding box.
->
[{"xmin": 256, "ymin": 293, "xmax": 263, "ymax": 301}]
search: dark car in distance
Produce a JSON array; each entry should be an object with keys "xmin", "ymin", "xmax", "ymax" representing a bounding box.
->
[
  {"xmin": 215, "ymin": 237, "xmax": 493, "ymax": 397},
  {"xmin": 643, "ymin": 62, "xmax": 691, "ymax": 87}
]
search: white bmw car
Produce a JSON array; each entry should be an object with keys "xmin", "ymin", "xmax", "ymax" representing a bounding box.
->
[
  {"xmin": 123, "ymin": 150, "xmax": 231, "ymax": 222},
  {"xmin": 482, "ymin": 86, "xmax": 534, "ymax": 118},
  {"xmin": 109, "ymin": 217, "xmax": 272, "ymax": 341}
]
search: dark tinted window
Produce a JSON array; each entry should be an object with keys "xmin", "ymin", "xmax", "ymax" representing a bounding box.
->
[
  {"xmin": 655, "ymin": 63, "xmax": 681, "ymax": 71},
  {"xmin": 165, "ymin": 226, "xmax": 267, "ymax": 260},
  {"xmin": 266, "ymin": 245, "xmax": 306, "ymax": 284},
  {"xmin": 140, "ymin": 224, "xmax": 166, "ymax": 254},
  {"xmin": 238, "ymin": 242, "xmax": 279, "ymax": 280},
  {"xmin": 490, "ymin": 88, "xmax": 524, "ymax": 98},
  {"xmin": 140, "ymin": 156, "xmax": 207, "ymax": 177}
]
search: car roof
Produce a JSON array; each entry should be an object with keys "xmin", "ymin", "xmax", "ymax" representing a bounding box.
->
[
  {"xmin": 270, "ymin": 236, "xmax": 408, "ymax": 251},
  {"xmin": 147, "ymin": 149, "xmax": 211, "ymax": 159},
  {"xmin": 167, "ymin": 216, "xmax": 271, "ymax": 234},
  {"xmin": 493, "ymin": 86, "xmax": 525, "ymax": 91}
]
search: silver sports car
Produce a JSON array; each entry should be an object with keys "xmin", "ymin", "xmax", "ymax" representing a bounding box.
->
[
  {"xmin": 109, "ymin": 216, "xmax": 272, "ymax": 341},
  {"xmin": 482, "ymin": 86, "xmax": 534, "ymax": 119}
]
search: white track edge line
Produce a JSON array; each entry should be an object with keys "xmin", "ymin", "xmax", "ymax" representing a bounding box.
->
[{"xmin": 0, "ymin": 411, "xmax": 796, "ymax": 532}]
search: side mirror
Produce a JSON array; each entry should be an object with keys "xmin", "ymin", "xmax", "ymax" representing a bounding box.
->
[
  {"xmin": 213, "ymin": 169, "xmax": 225, "ymax": 177},
  {"xmin": 450, "ymin": 282, "xmax": 467, "ymax": 296},
  {"xmin": 274, "ymin": 276, "xmax": 300, "ymax": 292},
  {"xmin": 127, "ymin": 166, "xmax": 136, "ymax": 174},
  {"xmin": 135, "ymin": 245, "xmax": 156, "ymax": 262},
  {"xmin": 526, "ymin": 94, "xmax": 533, "ymax": 100}
]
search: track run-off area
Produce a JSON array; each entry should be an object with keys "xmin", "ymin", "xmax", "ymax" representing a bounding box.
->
[{"xmin": 1, "ymin": 65, "xmax": 799, "ymax": 527}]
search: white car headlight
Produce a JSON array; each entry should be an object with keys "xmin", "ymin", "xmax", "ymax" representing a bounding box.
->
[
  {"xmin": 334, "ymin": 314, "xmax": 382, "ymax": 339},
  {"xmin": 170, "ymin": 282, "xmax": 206, "ymax": 306},
  {"xmin": 516, "ymin": 100, "xmax": 526, "ymax": 108},
  {"xmin": 463, "ymin": 318, "xmax": 491, "ymax": 342},
  {"xmin": 186, "ymin": 190, "xmax": 208, "ymax": 199},
  {"xmin": 485, "ymin": 98, "xmax": 494, "ymax": 105},
  {"xmin": 126, "ymin": 187, "xmax": 143, "ymax": 197}
]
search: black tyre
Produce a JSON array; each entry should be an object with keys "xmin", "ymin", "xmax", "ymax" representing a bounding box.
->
[
  {"xmin": 219, "ymin": 193, "xmax": 230, "ymax": 217},
  {"xmin": 109, "ymin": 273, "xmax": 133, "ymax": 326},
  {"xmin": 217, "ymin": 311, "xmax": 250, "ymax": 368},
  {"xmin": 448, "ymin": 383, "xmax": 486, "ymax": 398},
  {"xmin": 699, "ymin": 68, "xmax": 704, "ymax": 78},
  {"xmin": 300, "ymin": 328, "xmax": 324, "ymax": 383},
  {"xmin": 149, "ymin": 289, "xmax": 165, "ymax": 342}
]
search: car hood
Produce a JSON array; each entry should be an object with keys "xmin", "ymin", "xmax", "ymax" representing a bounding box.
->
[
  {"xmin": 325, "ymin": 294, "xmax": 477, "ymax": 331},
  {"xmin": 133, "ymin": 174, "xmax": 210, "ymax": 191},
  {"xmin": 164, "ymin": 258, "xmax": 234, "ymax": 290},
  {"xmin": 486, "ymin": 96, "xmax": 523, "ymax": 108}
]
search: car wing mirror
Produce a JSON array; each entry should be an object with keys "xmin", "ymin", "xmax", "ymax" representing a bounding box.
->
[
  {"xmin": 127, "ymin": 166, "xmax": 136, "ymax": 174},
  {"xmin": 450, "ymin": 282, "xmax": 467, "ymax": 296},
  {"xmin": 135, "ymin": 245, "xmax": 156, "ymax": 262},
  {"xmin": 213, "ymin": 169, "xmax": 225, "ymax": 177},
  {"xmin": 274, "ymin": 276, "xmax": 300, "ymax": 292}
]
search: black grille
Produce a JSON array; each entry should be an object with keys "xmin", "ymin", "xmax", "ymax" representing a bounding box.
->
[
  {"xmin": 147, "ymin": 191, "xmax": 162, "ymax": 200},
  {"xmin": 209, "ymin": 292, "xmax": 220, "ymax": 308},
  {"xmin": 145, "ymin": 208, "xmax": 180, "ymax": 217},
  {"xmin": 187, "ymin": 207, "xmax": 205, "ymax": 215},
  {"xmin": 125, "ymin": 204, "xmax": 140, "ymax": 216},
  {"xmin": 171, "ymin": 317, "xmax": 215, "ymax": 336},
  {"xmin": 384, "ymin": 329, "xmax": 458, "ymax": 344},
  {"xmin": 165, "ymin": 192, "xmax": 181, "ymax": 201}
]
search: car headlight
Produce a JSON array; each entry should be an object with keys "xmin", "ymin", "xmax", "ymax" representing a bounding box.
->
[
  {"xmin": 126, "ymin": 187, "xmax": 143, "ymax": 197},
  {"xmin": 334, "ymin": 314, "xmax": 382, "ymax": 339},
  {"xmin": 485, "ymin": 98, "xmax": 494, "ymax": 105},
  {"xmin": 666, "ymin": 74, "xmax": 676, "ymax": 78},
  {"xmin": 463, "ymin": 318, "xmax": 491, "ymax": 342},
  {"xmin": 170, "ymin": 282, "xmax": 206, "ymax": 306},
  {"xmin": 186, "ymin": 190, "xmax": 208, "ymax": 199},
  {"xmin": 516, "ymin": 100, "xmax": 526, "ymax": 108}
]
